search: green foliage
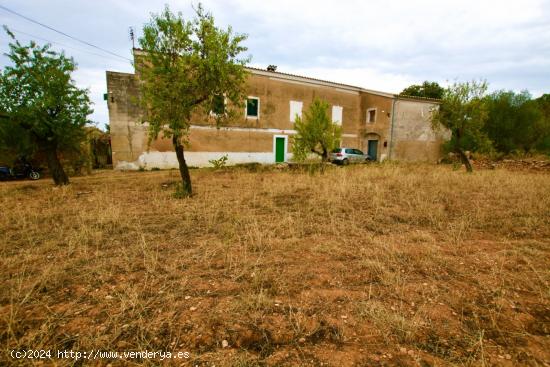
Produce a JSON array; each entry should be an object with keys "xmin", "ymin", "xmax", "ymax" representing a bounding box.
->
[
  {"xmin": 483, "ymin": 90, "xmax": 546, "ymax": 153},
  {"xmin": 432, "ymin": 81, "xmax": 492, "ymax": 153},
  {"xmin": 209, "ymin": 154, "xmax": 228, "ymax": 169},
  {"xmin": 0, "ymin": 27, "xmax": 93, "ymax": 184},
  {"xmin": 401, "ymin": 81, "xmax": 444, "ymax": 99},
  {"xmin": 292, "ymin": 98, "xmax": 342, "ymax": 162},
  {"xmin": 534, "ymin": 94, "xmax": 550, "ymax": 153},
  {"xmin": 173, "ymin": 182, "xmax": 190, "ymax": 199},
  {"xmin": 87, "ymin": 127, "xmax": 111, "ymax": 169},
  {"xmin": 0, "ymin": 114, "xmax": 33, "ymax": 163},
  {"xmin": 137, "ymin": 4, "xmax": 249, "ymax": 196},
  {"xmin": 137, "ymin": 4, "xmax": 249, "ymax": 143},
  {"xmin": 432, "ymin": 81, "xmax": 491, "ymax": 172}
]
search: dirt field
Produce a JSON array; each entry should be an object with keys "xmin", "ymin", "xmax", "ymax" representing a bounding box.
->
[{"xmin": 1, "ymin": 163, "xmax": 549, "ymax": 366}]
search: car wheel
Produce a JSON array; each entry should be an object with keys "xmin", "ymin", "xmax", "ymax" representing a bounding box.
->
[
  {"xmin": 343, "ymin": 159, "xmax": 349, "ymax": 166},
  {"xmin": 28, "ymin": 171, "xmax": 40, "ymax": 180}
]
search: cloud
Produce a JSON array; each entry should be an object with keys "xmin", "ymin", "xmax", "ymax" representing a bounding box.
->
[{"xmin": 1, "ymin": 0, "xmax": 549, "ymax": 127}]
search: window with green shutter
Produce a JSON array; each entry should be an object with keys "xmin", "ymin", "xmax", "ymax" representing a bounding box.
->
[{"xmin": 246, "ymin": 97, "xmax": 259, "ymax": 118}]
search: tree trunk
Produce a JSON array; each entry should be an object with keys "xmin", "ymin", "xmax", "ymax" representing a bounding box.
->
[
  {"xmin": 455, "ymin": 128, "xmax": 473, "ymax": 173},
  {"xmin": 45, "ymin": 145, "xmax": 69, "ymax": 185},
  {"xmin": 457, "ymin": 148, "xmax": 473, "ymax": 173},
  {"xmin": 173, "ymin": 136, "xmax": 192, "ymax": 197},
  {"xmin": 321, "ymin": 147, "xmax": 328, "ymax": 162}
]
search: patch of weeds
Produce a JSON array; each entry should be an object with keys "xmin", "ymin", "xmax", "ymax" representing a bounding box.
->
[
  {"xmin": 229, "ymin": 324, "xmax": 274, "ymax": 358},
  {"xmin": 417, "ymin": 332, "xmax": 455, "ymax": 360},
  {"xmin": 235, "ymin": 162, "xmax": 264, "ymax": 172},
  {"xmin": 237, "ymin": 288, "xmax": 273, "ymax": 313},
  {"xmin": 172, "ymin": 182, "xmax": 191, "ymax": 199},
  {"xmin": 308, "ymin": 320, "xmax": 344, "ymax": 345},
  {"xmin": 230, "ymin": 353, "xmax": 266, "ymax": 367},
  {"xmin": 356, "ymin": 300, "xmax": 418, "ymax": 343},
  {"xmin": 307, "ymin": 163, "xmax": 328, "ymax": 175},
  {"xmin": 151, "ymin": 167, "xmax": 160, "ymax": 171},
  {"xmin": 138, "ymin": 166, "xmax": 146, "ymax": 172},
  {"xmin": 160, "ymin": 180, "xmax": 178, "ymax": 189},
  {"xmin": 209, "ymin": 154, "xmax": 228, "ymax": 169},
  {"xmin": 17, "ymin": 184, "xmax": 39, "ymax": 193}
]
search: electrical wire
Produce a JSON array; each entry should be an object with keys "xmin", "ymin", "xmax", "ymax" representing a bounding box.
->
[
  {"xmin": 0, "ymin": 4, "xmax": 131, "ymax": 62},
  {"xmin": 5, "ymin": 26, "xmax": 130, "ymax": 63}
]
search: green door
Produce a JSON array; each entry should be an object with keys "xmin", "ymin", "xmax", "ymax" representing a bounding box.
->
[
  {"xmin": 275, "ymin": 137, "xmax": 285, "ymax": 162},
  {"xmin": 367, "ymin": 140, "xmax": 378, "ymax": 161}
]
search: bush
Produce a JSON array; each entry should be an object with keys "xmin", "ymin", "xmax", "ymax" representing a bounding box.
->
[{"xmin": 209, "ymin": 154, "xmax": 228, "ymax": 169}]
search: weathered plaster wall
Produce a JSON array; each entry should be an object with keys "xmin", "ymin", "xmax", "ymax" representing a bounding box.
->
[
  {"xmin": 106, "ymin": 71, "xmax": 147, "ymax": 166},
  {"xmin": 107, "ymin": 68, "xmax": 365, "ymax": 169},
  {"xmin": 360, "ymin": 93, "xmax": 393, "ymax": 160},
  {"xmin": 107, "ymin": 56, "xmax": 448, "ymax": 168},
  {"xmin": 391, "ymin": 99, "xmax": 450, "ymax": 162}
]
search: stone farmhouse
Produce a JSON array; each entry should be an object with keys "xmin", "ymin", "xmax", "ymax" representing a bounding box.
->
[{"xmin": 106, "ymin": 50, "xmax": 448, "ymax": 169}]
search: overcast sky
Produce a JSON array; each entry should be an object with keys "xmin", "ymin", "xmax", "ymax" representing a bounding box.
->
[{"xmin": 1, "ymin": 0, "xmax": 549, "ymax": 129}]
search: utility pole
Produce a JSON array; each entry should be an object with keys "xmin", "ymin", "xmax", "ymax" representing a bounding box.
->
[{"xmin": 129, "ymin": 27, "xmax": 135, "ymax": 49}]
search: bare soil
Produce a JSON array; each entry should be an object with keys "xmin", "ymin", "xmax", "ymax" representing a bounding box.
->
[{"xmin": 1, "ymin": 163, "xmax": 549, "ymax": 366}]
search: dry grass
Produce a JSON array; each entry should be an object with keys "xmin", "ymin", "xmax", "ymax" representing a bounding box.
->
[{"xmin": 1, "ymin": 162, "xmax": 549, "ymax": 366}]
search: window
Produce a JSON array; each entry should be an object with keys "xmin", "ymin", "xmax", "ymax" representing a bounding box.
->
[
  {"xmin": 211, "ymin": 94, "xmax": 225, "ymax": 115},
  {"xmin": 246, "ymin": 97, "xmax": 260, "ymax": 118},
  {"xmin": 345, "ymin": 148, "xmax": 354, "ymax": 154},
  {"xmin": 367, "ymin": 108, "xmax": 376, "ymax": 123},
  {"xmin": 289, "ymin": 100, "xmax": 303, "ymax": 122},
  {"xmin": 332, "ymin": 106, "xmax": 343, "ymax": 125}
]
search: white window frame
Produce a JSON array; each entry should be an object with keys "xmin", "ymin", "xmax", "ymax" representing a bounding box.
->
[
  {"xmin": 245, "ymin": 96, "xmax": 260, "ymax": 119},
  {"xmin": 273, "ymin": 135, "xmax": 288, "ymax": 162},
  {"xmin": 332, "ymin": 105, "xmax": 343, "ymax": 126},
  {"xmin": 289, "ymin": 100, "xmax": 303, "ymax": 123},
  {"xmin": 366, "ymin": 108, "xmax": 377, "ymax": 124}
]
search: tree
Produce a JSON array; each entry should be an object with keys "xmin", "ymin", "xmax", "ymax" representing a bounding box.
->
[
  {"xmin": 401, "ymin": 81, "xmax": 445, "ymax": 99},
  {"xmin": 534, "ymin": 94, "xmax": 550, "ymax": 153},
  {"xmin": 137, "ymin": 5, "xmax": 249, "ymax": 197},
  {"xmin": 292, "ymin": 98, "xmax": 342, "ymax": 162},
  {"xmin": 483, "ymin": 90, "xmax": 544, "ymax": 153},
  {"xmin": 431, "ymin": 81, "xmax": 491, "ymax": 172},
  {"xmin": 0, "ymin": 27, "xmax": 92, "ymax": 185}
]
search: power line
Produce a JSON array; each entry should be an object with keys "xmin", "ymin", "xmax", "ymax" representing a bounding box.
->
[
  {"xmin": 0, "ymin": 4, "xmax": 131, "ymax": 62},
  {"xmin": 6, "ymin": 27, "xmax": 130, "ymax": 63}
]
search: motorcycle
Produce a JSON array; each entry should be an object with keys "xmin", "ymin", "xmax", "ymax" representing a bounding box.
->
[{"xmin": 0, "ymin": 161, "xmax": 41, "ymax": 180}]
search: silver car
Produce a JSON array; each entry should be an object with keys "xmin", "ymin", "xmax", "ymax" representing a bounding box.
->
[{"xmin": 330, "ymin": 147, "xmax": 372, "ymax": 165}]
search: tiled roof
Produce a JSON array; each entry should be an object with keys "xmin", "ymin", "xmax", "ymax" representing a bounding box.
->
[
  {"xmin": 396, "ymin": 94, "xmax": 442, "ymax": 102},
  {"xmin": 246, "ymin": 66, "xmax": 365, "ymax": 91},
  {"xmin": 131, "ymin": 49, "xmax": 440, "ymax": 102},
  {"xmin": 246, "ymin": 67, "xmax": 440, "ymax": 102}
]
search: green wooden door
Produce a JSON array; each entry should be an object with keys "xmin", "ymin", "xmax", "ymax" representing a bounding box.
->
[
  {"xmin": 275, "ymin": 137, "xmax": 285, "ymax": 162},
  {"xmin": 368, "ymin": 140, "xmax": 378, "ymax": 160}
]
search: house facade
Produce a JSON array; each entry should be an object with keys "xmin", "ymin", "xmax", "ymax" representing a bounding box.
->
[{"xmin": 106, "ymin": 51, "xmax": 448, "ymax": 169}]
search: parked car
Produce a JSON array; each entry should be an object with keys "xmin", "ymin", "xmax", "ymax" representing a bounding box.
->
[{"xmin": 330, "ymin": 147, "xmax": 372, "ymax": 165}]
